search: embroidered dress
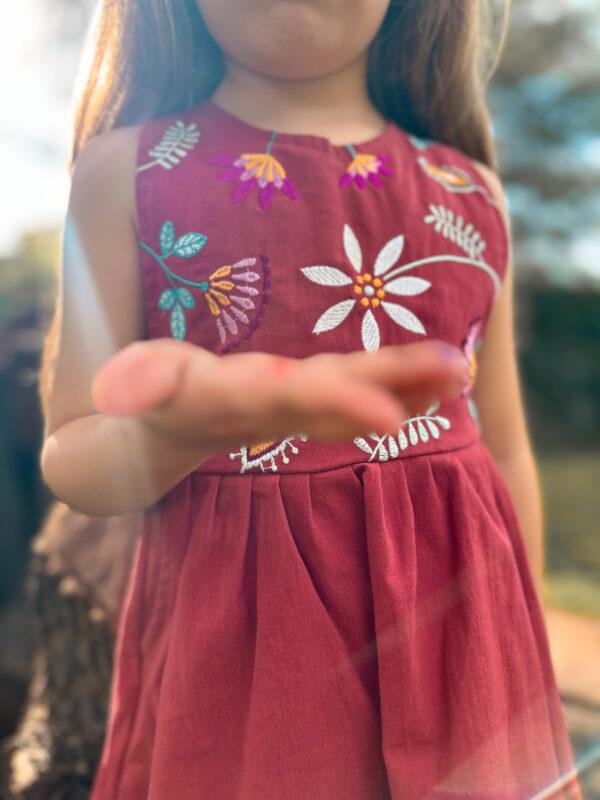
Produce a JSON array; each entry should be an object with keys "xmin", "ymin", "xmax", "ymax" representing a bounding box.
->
[{"xmin": 90, "ymin": 99, "xmax": 582, "ymax": 800}]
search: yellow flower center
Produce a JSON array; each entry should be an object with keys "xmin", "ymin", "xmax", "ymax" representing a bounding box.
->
[{"xmin": 354, "ymin": 275, "xmax": 385, "ymax": 307}]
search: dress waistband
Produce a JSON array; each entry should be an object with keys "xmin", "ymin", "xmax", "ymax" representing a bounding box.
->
[{"xmin": 192, "ymin": 396, "xmax": 482, "ymax": 475}]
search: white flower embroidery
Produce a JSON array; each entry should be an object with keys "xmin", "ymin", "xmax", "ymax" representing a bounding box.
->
[
  {"xmin": 301, "ymin": 222, "xmax": 501, "ymax": 353},
  {"xmin": 301, "ymin": 223, "xmax": 432, "ymax": 351}
]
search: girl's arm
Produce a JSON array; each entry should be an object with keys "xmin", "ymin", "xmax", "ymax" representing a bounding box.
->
[
  {"xmin": 40, "ymin": 125, "xmax": 219, "ymax": 515},
  {"xmin": 470, "ymin": 162, "xmax": 546, "ymax": 614}
]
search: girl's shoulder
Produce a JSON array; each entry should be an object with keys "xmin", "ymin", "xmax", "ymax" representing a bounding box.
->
[{"xmin": 71, "ymin": 124, "xmax": 143, "ymax": 236}]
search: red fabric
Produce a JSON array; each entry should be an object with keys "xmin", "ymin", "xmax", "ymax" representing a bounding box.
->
[{"xmin": 90, "ymin": 99, "xmax": 582, "ymax": 799}]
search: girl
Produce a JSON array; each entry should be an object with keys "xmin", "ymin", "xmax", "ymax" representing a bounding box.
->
[{"xmin": 39, "ymin": 0, "xmax": 582, "ymax": 797}]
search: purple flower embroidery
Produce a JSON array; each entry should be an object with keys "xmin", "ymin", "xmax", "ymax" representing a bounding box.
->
[
  {"xmin": 208, "ymin": 151, "xmax": 297, "ymax": 211},
  {"xmin": 340, "ymin": 152, "xmax": 393, "ymax": 190},
  {"xmin": 460, "ymin": 317, "xmax": 483, "ymax": 397}
]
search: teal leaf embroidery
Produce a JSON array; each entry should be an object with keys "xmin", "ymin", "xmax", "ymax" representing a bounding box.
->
[
  {"xmin": 158, "ymin": 289, "xmax": 176, "ymax": 310},
  {"xmin": 177, "ymin": 288, "xmax": 196, "ymax": 309},
  {"xmin": 173, "ymin": 233, "xmax": 207, "ymax": 258},
  {"xmin": 137, "ymin": 121, "xmax": 200, "ymax": 172},
  {"xmin": 170, "ymin": 303, "xmax": 186, "ymax": 340},
  {"xmin": 160, "ymin": 221, "xmax": 176, "ymax": 256},
  {"xmin": 139, "ymin": 222, "xmax": 209, "ymax": 341}
]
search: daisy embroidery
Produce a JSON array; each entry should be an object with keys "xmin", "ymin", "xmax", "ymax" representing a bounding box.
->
[
  {"xmin": 340, "ymin": 145, "xmax": 393, "ymax": 190},
  {"xmin": 208, "ymin": 131, "xmax": 297, "ymax": 211},
  {"xmin": 300, "ymin": 223, "xmax": 502, "ymax": 352}
]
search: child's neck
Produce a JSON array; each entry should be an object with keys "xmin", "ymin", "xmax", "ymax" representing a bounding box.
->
[{"xmin": 210, "ymin": 54, "xmax": 388, "ymax": 147}]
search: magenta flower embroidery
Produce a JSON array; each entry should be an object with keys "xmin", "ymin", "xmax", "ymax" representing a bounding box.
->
[
  {"xmin": 340, "ymin": 148, "xmax": 393, "ymax": 190},
  {"xmin": 208, "ymin": 131, "xmax": 298, "ymax": 211}
]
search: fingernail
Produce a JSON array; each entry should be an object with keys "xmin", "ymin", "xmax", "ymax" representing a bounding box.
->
[{"xmin": 438, "ymin": 342, "xmax": 464, "ymax": 366}]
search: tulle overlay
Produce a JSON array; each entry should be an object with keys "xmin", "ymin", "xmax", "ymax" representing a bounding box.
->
[{"xmin": 91, "ymin": 439, "xmax": 580, "ymax": 799}]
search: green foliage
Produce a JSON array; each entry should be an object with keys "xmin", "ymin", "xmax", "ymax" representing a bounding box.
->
[
  {"xmin": 519, "ymin": 287, "xmax": 600, "ymax": 448},
  {"xmin": 0, "ymin": 229, "xmax": 59, "ymax": 329}
]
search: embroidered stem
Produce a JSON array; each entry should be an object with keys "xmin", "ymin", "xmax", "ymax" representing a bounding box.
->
[
  {"xmin": 346, "ymin": 144, "xmax": 358, "ymax": 159},
  {"xmin": 265, "ymin": 131, "xmax": 278, "ymax": 155},
  {"xmin": 383, "ymin": 255, "xmax": 501, "ymax": 298},
  {"xmin": 139, "ymin": 241, "xmax": 208, "ymax": 291}
]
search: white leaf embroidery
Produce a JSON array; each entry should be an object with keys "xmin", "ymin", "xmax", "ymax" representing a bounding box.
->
[
  {"xmin": 343, "ymin": 224, "xmax": 362, "ymax": 273},
  {"xmin": 383, "ymin": 276, "xmax": 432, "ymax": 296},
  {"xmin": 361, "ymin": 309, "xmax": 380, "ymax": 351},
  {"xmin": 300, "ymin": 266, "xmax": 354, "ymax": 286},
  {"xmin": 137, "ymin": 121, "xmax": 200, "ymax": 172},
  {"xmin": 313, "ymin": 299, "xmax": 356, "ymax": 334},
  {"xmin": 424, "ymin": 205, "xmax": 487, "ymax": 261},
  {"xmin": 373, "ymin": 235, "xmax": 405, "ymax": 276},
  {"xmin": 354, "ymin": 437, "xmax": 373, "ymax": 455},
  {"xmin": 381, "ymin": 301, "xmax": 427, "ymax": 334}
]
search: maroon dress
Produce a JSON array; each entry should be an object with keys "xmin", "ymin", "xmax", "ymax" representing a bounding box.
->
[{"xmin": 89, "ymin": 98, "xmax": 582, "ymax": 800}]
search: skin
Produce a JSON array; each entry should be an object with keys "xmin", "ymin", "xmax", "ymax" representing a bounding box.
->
[{"xmin": 196, "ymin": 0, "xmax": 392, "ymax": 145}]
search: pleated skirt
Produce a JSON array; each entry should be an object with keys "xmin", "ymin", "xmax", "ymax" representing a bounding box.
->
[{"xmin": 90, "ymin": 438, "xmax": 582, "ymax": 800}]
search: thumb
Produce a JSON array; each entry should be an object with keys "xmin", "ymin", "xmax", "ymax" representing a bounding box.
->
[{"xmin": 91, "ymin": 338, "xmax": 199, "ymax": 417}]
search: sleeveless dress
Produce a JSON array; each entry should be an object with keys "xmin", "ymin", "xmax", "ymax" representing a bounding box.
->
[{"xmin": 89, "ymin": 98, "xmax": 582, "ymax": 800}]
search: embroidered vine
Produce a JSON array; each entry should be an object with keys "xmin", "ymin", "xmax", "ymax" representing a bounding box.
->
[
  {"xmin": 137, "ymin": 121, "xmax": 200, "ymax": 172},
  {"xmin": 424, "ymin": 205, "xmax": 487, "ymax": 261},
  {"xmin": 208, "ymin": 131, "xmax": 298, "ymax": 211},
  {"xmin": 340, "ymin": 145, "xmax": 393, "ymax": 190},
  {"xmin": 140, "ymin": 221, "xmax": 270, "ymax": 350}
]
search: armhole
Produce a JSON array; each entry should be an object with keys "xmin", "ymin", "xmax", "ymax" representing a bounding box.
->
[
  {"xmin": 469, "ymin": 159, "xmax": 513, "ymax": 290},
  {"xmin": 133, "ymin": 120, "xmax": 151, "ymax": 341}
]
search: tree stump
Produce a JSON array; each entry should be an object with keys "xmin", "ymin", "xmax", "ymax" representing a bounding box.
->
[{"xmin": 3, "ymin": 502, "xmax": 142, "ymax": 799}]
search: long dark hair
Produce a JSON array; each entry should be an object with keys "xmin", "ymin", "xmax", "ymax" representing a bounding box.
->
[
  {"xmin": 40, "ymin": 0, "xmax": 510, "ymax": 421},
  {"xmin": 69, "ymin": 0, "xmax": 510, "ymax": 175}
]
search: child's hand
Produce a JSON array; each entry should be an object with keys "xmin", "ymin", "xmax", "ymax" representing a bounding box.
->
[{"xmin": 91, "ymin": 338, "xmax": 469, "ymax": 453}]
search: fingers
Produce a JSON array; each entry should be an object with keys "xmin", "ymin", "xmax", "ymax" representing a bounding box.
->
[
  {"xmin": 91, "ymin": 339, "xmax": 216, "ymax": 417},
  {"xmin": 332, "ymin": 340, "xmax": 469, "ymax": 400}
]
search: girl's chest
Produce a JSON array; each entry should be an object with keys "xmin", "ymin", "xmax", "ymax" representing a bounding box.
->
[{"xmin": 137, "ymin": 137, "xmax": 506, "ymax": 360}]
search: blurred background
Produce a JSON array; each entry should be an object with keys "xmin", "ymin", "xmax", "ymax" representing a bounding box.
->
[{"xmin": 0, "ymin": 0, "xmax": 599, "ymax": 796}]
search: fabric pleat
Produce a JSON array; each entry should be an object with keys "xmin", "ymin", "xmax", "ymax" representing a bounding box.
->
[{"xmin": 90, "ymin": 441, "xmax": 582, "ymax": 800}]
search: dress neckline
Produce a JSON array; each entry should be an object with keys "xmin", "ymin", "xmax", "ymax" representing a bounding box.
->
[{"xmin": 198, "ymin": 97, "xmax": 395, "ymax": 153}]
